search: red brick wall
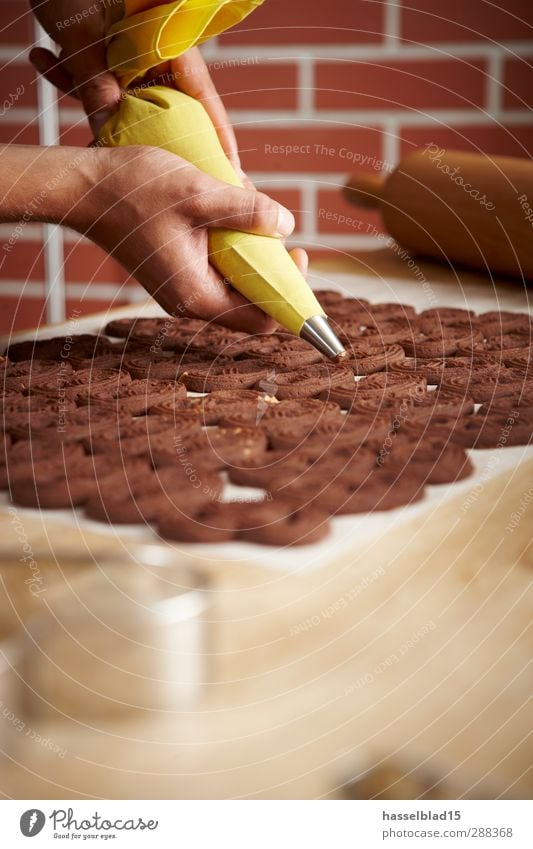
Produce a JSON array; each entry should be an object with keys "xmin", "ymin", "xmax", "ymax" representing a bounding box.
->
[{"xmin": 1, "ymin": 0, "xmax": 533, "ymax": 332}]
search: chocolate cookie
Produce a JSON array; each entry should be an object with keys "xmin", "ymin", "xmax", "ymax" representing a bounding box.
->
[
  {"xmin": 402, "ymin": 329, "xmax": 482, "ymax": 358},
  {"xmin": 358, "ymin": 317, "xmax": 416, "ymax": 346},
  {"xmin": 338, "ymin": 343, "xmax": 405, "ymax": 375},
  {"xmin": 322, "ymin": 373, "xmax": 426, "ymax": 410},
  {"xmin": 392, "ymin": 358, "xmax": 500, "ymax": 386},
  {"xmin": 229, "ymin": 443, "xmax": 376, "ymax": 489},
  {"xmin": 157, "ymin": 501, "xmax": 243, "ymax": 543},
  {"xmin": 258, "ymin": 398, "xmax": 342, "ymax": 432},
  {"xmin": 5, "ymin": 410, "xmax": 62, "ymax": 439},
  {"xmin": 377, "ymin": 434, "xmax": 473, "ymax": 484},
  {"xmin": 23, "ymin": 408, "xmax": 111, "ymax": 444},
  {"xmin": 29, "ymin": 367, "xmax": 131, "ymax": 400},
  {"xmin": 85, "ymin": 466, "xmax": 222, "ymax": 524},
  {"xmin": 312, "ymin": 289, "xmax": 345, "ymax": 306},
  {"xmin": 4, "ymin": 334, "xmax": 103, "ymax": 363},
  {"xmin": 0, "ymin": 441, "xmax": 85, "ymax": 489},
  {"xmin": 478, "ymin": 311, "xmax": 532, "ymax": 337},
  {"xmin": 241, "ymin": 333, "xmax": 323, "ymax": 369},
  {"xmin": 104, "ymin": 317, "xmax": 143, "ymax": 338},
  {"xmin": 83, "ymin": 415, "xmax": 177, "ymax": 454},
  {"xmin": 184, "ymin": 329, "xmax": 252, "ymax": 358},
  {"xmin": 503, "ymin": 350, "xmax": 532, "ymax": 370},
  {"xmin": 408, "ymin": 393, "xmax": 476, "ymax": 420},
  {"xmin": 8, "ymin": 449, "xmax": 110, "ymax": 507},
  {"xmin": 440, "ymin": 368, "xmax": 529, "ymax": 402},
  {"xmin": 450, "ymin": 410, "xmax": 532, "ymax": 448},
  {"xmin": 84, "ymin": 378, "xmax": 185, "ymax": 415},
  {"xmin": 419, "ymin": 307, "xmax": 476, "ymax": 325},
  {"xmin": 277, "ymin": 467, "xmax": 424, "ymax": 514},
  {"xmin": 2, "ymin": 359, "xmax": 73, "ymax": 391},
  {"xmin": 267, "ymin": 364, "xmax": 353, "ymax": 400},
  {"xmin": 71, "ymin": 353, "xmax": 129, "ymax": 372},
  {"xmin": 237, "ymin": 498, "xmax": 330, "ymax": 546},
  {"xmin": 180, "ymin": 359, "xmax": 268, "ymax": 392},
  {"xmin": 169, "ymin": 390, "xmax": 270, "ymax": 425},
  {"xmin": 122, "ymin": 352, "xmax": 205, "ymax": 381},
  {"xmin": 458, "ymin": 331, "xmax": 532, "ymax": 356}
]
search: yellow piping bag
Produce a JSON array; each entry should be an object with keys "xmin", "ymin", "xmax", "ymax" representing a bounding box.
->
[{"xmin": 99, "ymin": 1, "xmax": 345, "ymax": 358}]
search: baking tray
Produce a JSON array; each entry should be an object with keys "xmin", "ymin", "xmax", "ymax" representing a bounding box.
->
[{"xmin": 2, "ymin": 268, "xmax": 532, "ymax": 573}]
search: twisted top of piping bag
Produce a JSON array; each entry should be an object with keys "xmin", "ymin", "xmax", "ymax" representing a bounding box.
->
[{"xmin": 105, "ymin": 0, "xmax": 265, "ymax": 86}]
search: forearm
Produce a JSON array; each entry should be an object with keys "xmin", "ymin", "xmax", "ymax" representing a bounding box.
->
[{"xmin": 0, "ymin": 144, "xmax": 99, "ymax": 226}]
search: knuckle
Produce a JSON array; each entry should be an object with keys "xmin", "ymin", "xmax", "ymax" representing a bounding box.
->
[
  {"xmin": 79, "ymin": 79, "xmax": 107, "ymax": 106},
  {"xmin": 184, "ymin": 175, "xmax": 210, "ymax": 219},
  {"xmin": 248, "ymin": 191, "xmax": 275, "ymax": 231}
]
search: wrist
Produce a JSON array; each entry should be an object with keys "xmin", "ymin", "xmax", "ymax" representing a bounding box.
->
[
  {"xmin": 48, "ymin": 146, "xmax": 108, "ymax": 232},
  {"xmin": 0, "ymin": 144, "xmax": 104, "ymax": 229}
]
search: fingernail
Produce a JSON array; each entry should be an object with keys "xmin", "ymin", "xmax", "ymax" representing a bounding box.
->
[
  {"xmin": 89, "ymin": 109, "xmax": 113, "ymax": 137},
  {"xmin": 276, "ymin": 206, "xmax": 295, "ymax": 238}
]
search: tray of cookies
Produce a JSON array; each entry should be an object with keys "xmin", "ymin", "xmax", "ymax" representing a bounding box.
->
[{"xmin": 1, "ymin": 271, "xmax": 532, "ymax": 570}]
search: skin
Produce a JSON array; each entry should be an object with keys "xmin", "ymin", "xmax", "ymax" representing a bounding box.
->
[
  {"xmin": 1, "ymin": 143, "xmax": 306, "ymax": 331},
  {"xmin": 29, "ymin": 1, "xmax": 243, "ymax": 169},
  {"xmin": 22, "ymin": 0, "xmax": 307, "ymax": 328}
]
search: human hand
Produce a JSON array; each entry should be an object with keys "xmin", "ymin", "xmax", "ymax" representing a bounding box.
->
[
  {"xmin": 29, "ymin": 3, "xmax": 245, "ymax": 174},
  {"xmin": 67, "ymin": 144, "xmax": 306, "ymax": 332},
  {"xmin": 29, "ymin": 0, "xmax": 122, "ymax": 136}
]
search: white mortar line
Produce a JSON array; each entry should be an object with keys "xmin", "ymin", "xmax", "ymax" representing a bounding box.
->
[
  {"xmin": 298, "ymin": 56, "xmax": 314, "ymax": 115},
  {"xmin": 289, "ymin": 234, "xmax": 384, "ymax": 249},
  {"xmin": 382, "ymin": 119, "xmax": 401, "ymax": 171},
  {"xmin": 34, "ymin": 20, "xmax": 65, "ymax": 325},
  {"xmin": 0, "ymin": 281, "xmax": 46, "ymax": 296},
  {"xmin": 0, "ymin": 281, "xmax": 140, "ymax": 299},
  {"xmin": 4, "ymin": 106, "xmax": 525, "ymax": 129},
  {"xmin": 487, "ymin": 50, "xmax": 504, "ymax": 117},
  {"xmin": 384, "ymin": 0, "xmax": 401, "ymax": 47},
  {"xmin": 0, "ymin": 224, "xmax": 43, "ymax": 239},
  {"xmin": 4, "ymin": 41, "xmax": 533, "ymax": 65},
  {"xmin": 230, "ymin": 109, "xmax": 533, "ymax": 126},
  {"xmin": 66, "ymin": 283, "xmax": 140, "ymax": 299},
  {"xmin": 200, "ymin": 36, "xmax": 218, "ymax": 60},
  {"xmin": 0, "ymin": 106, "xmax": 38, "ymax": 123},
  {"xmin": 0, "ymin": 46, "xmax": 30, "ymax": 61},
  {"xmin": 300, "ymin": 182, "xmax": 318, "ymax": 240},
  {"xmin": 250, "ymin": 173, "xmax": 348, "ymax": 186},
  {"xmin": 183, "ymin": 41, "xmax": 533, "ymax": 61}
]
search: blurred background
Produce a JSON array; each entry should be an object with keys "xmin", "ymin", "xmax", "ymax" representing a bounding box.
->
[{"xmin": 0, "ymin": 0, "xmax": 533, "ymax": 333}]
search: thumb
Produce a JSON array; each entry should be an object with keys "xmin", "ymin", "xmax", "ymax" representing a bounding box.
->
[
  {"xmin": 190, "ymin": 182, "xmax": 296, "ymax": 238},
  {"xmin": 30, "ymin": 48, "xmax": 77, "ymax": 97}
]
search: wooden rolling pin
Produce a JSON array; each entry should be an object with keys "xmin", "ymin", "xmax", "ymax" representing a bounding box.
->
[{"xmin": 344, "ymin": 148, "xmax": 533, "ymax": 280}]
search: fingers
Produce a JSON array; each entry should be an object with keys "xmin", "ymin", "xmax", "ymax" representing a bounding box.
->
[
  {"xmin": 289, "ymin": 247, "xmax": 309, "ymax": 277},
  {"xmin": 30, "ymin": 45, "xmax": 121, "ymax": 137},
  {"xmin": 187, "ymin": 249, "xmax": 310, "ymax": 333},
  {"xmin": 74, "ymin": 54, "xmax": 122, "ymax": 136},
  {"xmin": 149, "ymin": 256, "xmax": 277, "ymax": 334},
  {"xmin": 30, "ymin": 48, "xmax": 77, "ymax": 97},
  {"xmin": 61, "ymin": 43, "xmax": 122, "ymax": 136},
  {"xmin": 187, "ymin": 181, "xmax": 295, "ymax": 238},
  {"xmin": 154, "ymin": 248, "xmax": 308, "ymax": 335},
  {"xmin": 184, "ymin": 264, "xmax": 279, "ymax": 333}
]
